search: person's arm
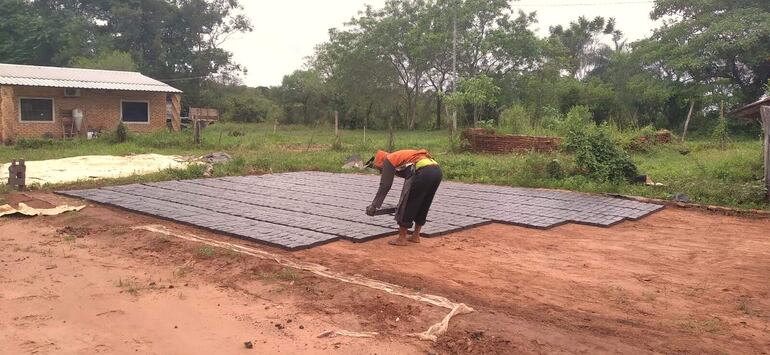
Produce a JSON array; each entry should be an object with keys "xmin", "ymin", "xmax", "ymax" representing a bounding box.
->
[{"xmin": 367, "ymin": 160, "xmax": 395, "ymax": 215}]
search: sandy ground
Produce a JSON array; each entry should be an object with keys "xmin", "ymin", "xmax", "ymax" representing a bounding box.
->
[{"xmin": 2, "ymin": 192, "xmax": 770, "ymax": 354}]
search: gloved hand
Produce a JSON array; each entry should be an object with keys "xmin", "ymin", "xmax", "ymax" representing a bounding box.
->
[{"xmin": 365, "ymin": 205, "xmax": 376, "ymax": 216}]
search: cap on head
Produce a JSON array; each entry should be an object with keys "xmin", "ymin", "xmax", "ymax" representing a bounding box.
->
[{"xmin": 373, "ymin": 150, "xmax": 388, "ymax": 169}]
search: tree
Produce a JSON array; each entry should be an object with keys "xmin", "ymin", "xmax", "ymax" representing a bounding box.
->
[
  {"xmin": 0, "ymin": 0, "xmax": 253, "ymax": 110},
  {"xmin": 280, "ymin": 70, "xmax": 325, "ymax": 124},
  {"xmin": 455, "ymin": 0, "xmax": 539, "ymax": 77},
  {"xmin": 446, "ymin": 74, "xmax": 500, "ymax": 126},
  {"xmin": 424, "ymin": 0, "xmax": 538, "ymax": 128},
  {"xmin": 224, "ymin": 91, "xmax": 283, "ymax": 123},
  {"xmin": 72, "ymin": 50, "xmax": 138, "ymax": 71},
  {"xmin": 351, "ymin": 0, "xmax": 433, "ymax": 130},
  {"xmin": 648, "ymin": 0, "xmax": 770, "ymax": 102},
  {"xmin": 0, "ymin": 0, "xmax": 96, "ymax": 66},
  {"xmin": 311, "ymin": 27, "xmax": 399, "ymax": 129},
  {"xmin": 549, "ymin": 16, "xmax": 622, "ymax": 79}
]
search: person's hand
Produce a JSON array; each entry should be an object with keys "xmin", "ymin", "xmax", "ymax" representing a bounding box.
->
[{"xmin": 366, "ymin": 205, "xmax": 376, "ymax": 216}]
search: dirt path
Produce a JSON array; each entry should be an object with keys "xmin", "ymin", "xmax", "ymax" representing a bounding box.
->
[
  {"xmin": 2, "ymin": 192, "xmax": 770, "ymax": 354},
  {"xmin": 299, "ymin": 208, "xmax": 770, "ymax": 354},
  {"xmin": 0, "ymin": 194, "xmax": 434, "ymax": 354}
]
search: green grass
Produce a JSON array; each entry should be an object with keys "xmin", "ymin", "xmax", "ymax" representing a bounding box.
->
[{"xmin": 1, "ymin": 122, "xmax": 767, "ymax": 210}]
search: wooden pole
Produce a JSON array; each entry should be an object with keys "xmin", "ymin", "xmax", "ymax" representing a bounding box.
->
[
  {"xmin": 761, "ymin": 105, "xmax": 770, "ymax": 200},
  {"xmin": 193, "ymin": 117, "xmax": 201, "ymax": 145}
]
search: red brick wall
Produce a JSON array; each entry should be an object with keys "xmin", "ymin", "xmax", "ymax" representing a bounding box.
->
[
  {"xmin": 0, "ymin": 85, "xmax": 173, "ymax": 142},
  {"xmin": 0, "ymin": 86, "xmax": 12, "ymax": 143},
  {"xmin": 462, "ymin": 128, "xmax": 563, "ymax": 154}
]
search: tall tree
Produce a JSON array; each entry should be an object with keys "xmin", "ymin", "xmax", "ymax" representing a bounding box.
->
[
  {"xmin": 648, "ymin": 0, "xmax": 770, "ymax": 102},
  {"xmin": 280, "ymin": 70, "xmax": 325, "ymax": 124},
  {"xmin": 312, "ymin": 27, "xmax": 399, "ymax": 129},
  {"xmin": 352, "ymin": 0, "xmax": 433, "ymax": 130},
  {"xmin": 0, "ymin": 0, "xmax": 96, "ymax": 66},
  {"xmin": 455, "ymin": 0, "xmax": 538, "ymax": 77},
  {"xmin": 548, "ymin": 16, "xmax": 621, "ymax": 79},
  {"xmin": 0, "ymin": 0, "xmax": 252, "ymax": 108}
]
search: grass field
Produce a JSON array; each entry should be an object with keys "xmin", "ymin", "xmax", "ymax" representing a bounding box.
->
[{"xmin": 1, "ymin": 122, "xmax": 767, "ymax": 210}]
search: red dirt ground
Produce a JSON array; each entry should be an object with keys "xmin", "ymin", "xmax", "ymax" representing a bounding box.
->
[{"xmin": 2, "ymin": 192, "xmax": 770, "ymax": 354}]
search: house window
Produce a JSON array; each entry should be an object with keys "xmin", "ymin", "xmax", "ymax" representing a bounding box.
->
[
  {"xmin": 121, "ymin": 101, "xmax": 149, "ymax": 123},
  {"xmin": 19, "ymin": 98, "xmax": 54, "ymax": 122}
]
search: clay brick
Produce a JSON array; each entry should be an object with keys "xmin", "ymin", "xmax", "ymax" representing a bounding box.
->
[{"xmin": 461, "ymin": 129, "xmax": 562, "ymax": 154}]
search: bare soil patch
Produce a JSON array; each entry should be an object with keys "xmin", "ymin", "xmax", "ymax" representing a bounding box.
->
[
  {"xmin": 296, "ymin": 207, "xmax": 770, "ymax": 354},
  {"xmin": 2, "ymin": 192, "xmax": 770, "ymax": 354},
  {"xmin": 0, "ymin": 193, "xmax": 433, "ymax": 354}
]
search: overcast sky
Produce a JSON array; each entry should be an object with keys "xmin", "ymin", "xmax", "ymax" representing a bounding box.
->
[{"xmin": 223, "ymin": 0, "xmax": 660, "ymax": 87}]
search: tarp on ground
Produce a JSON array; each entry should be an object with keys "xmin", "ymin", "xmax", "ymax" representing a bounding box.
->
[
  {"xmin": 1, "ymin": 154, "xmax": 194, "ymax": 186},
  {"xmin": 0, "ymin": 202, "xmax": 85, "ymax": 217}
]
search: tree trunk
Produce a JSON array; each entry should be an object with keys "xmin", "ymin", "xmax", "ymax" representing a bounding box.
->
[
  {"xmin": 404, "ymin": 89, "xmax": 413, "ymax": 130},
  {"xmin": 451, "ymin": 109, "xmax": 457, "ymax": 133},
  {"xmin": 473, "ymin": 105, "xmax": 479, "ymax": 127},
  {"xmin": 303, "ymin": 98, "xmax": 310, "ymax": 124},
  {"xmin": 681, "ymin": 99, "xmax": 695, "ymax": 143},
  {"xmin": 408, "ymin": 95, "xmax": 417, "ymax": 130},
  {"xmin": 364, "ymin": 102, "xmax": 372, "ymax": 145},
  {"xmin": 388, "ymin": 115, "xmax": 395, "ymax": 152},
  {"xmin": 334, "ymin": 110, "xmax": 339, "ymax": 137},
  {"xmin": 435, "ymin": 95, "xmax": 442, "ymax": 130}
]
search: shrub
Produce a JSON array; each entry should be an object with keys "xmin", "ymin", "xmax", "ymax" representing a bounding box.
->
[
  {"xmin": 546, "ymin": 159, "xmax": 564, "ymax": 179},
  {"xmin": 711, "ymin": 113, "xmax": 730, "ymax": 149},
  {"xmin": 560, "ymin": 105, "xmax": 593, "ymax": 137},
  {"xmin": 499, "ymin": 104, "xmax": 529, "ymax": 134},
  {"xmin": 477, "ymin": 119, "xmax": 496, "ymax": 131},
  {"xmin": 115, "ymin": 122, "xmax": 128, "ymax": 143},
  {"xmin": 623, "ymin": 124, "xmax": 659, "ymax": 152},
  {"xmin": 331, "ymin": 135, "xmax": 344, "ymax": 151},
  {"xmin": 539, "ymin": 106, "xmax": 563, "ymax": 132},
  {"xmin": 224, "ymin": 94, "xmax": 284, "ymax": 123},
  {"xmin": 562, "ymin": 106, "xmax": 638, "ymax": 182},
  {"xmin": 15, "ymin": 138, "xmax": 55, "ymax": 149}
]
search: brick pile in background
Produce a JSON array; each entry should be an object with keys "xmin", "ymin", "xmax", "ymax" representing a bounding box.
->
[
  {"xmin": 638, "ymin": 130, "xmax": 673, "ymax": 144},
  {"xmin": 461, "ymin": 128, "xmax": 562, "ymax": 154}
]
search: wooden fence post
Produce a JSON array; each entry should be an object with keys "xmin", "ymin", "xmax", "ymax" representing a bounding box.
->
[
  {"xmin": 193, "ymin": 118, "xmax": 201, "ymax": 145},
  {"xmin": 761, "ymin": 106, "xmax": 770, "ymax": 200}
]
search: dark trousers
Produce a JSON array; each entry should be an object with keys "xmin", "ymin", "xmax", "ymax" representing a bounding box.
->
[{"xmin": 396, "ymin": 165, "xmax": 443, "ymax": 228}]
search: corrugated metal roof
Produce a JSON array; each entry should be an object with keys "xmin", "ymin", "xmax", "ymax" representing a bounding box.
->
[
  {"xmin": 730, "ymin": 95, "xmax": 770, "ymax": 120},
  {"xmin": 0, "ymin": 63, "xmax": 182, "ymax": 93}
]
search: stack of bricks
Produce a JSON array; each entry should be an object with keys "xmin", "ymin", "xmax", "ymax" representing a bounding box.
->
[
  {"xmin": 654, "ymin": 130, "xmax": 672, "ymax": 143},
  {"xmin": 462, "ymin": 128, "xmax": 563, "ymax": 154},
  {"xmin": 638, "ymin": 130, "xmax": 673, "ymax": 144}
]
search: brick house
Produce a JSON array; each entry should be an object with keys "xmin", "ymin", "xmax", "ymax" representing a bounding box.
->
[{"xmin": 0, "ymin": 63, "xmax": 182, "ymax": 143}]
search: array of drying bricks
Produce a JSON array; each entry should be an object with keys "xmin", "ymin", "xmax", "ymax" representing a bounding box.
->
[{"xmin": 462, "ymin": 128, "xmax": 562, "ymax": 154}]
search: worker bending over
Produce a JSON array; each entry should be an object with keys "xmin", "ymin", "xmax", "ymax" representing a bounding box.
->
[{"xmin": 365, "ymin": 149, "xmax": 443, "ymax": 246}]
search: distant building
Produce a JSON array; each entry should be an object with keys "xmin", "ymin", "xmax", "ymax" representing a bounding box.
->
[{"xmin": 0, "ymin": 63, "xmax": 182, "ymax": 143}]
